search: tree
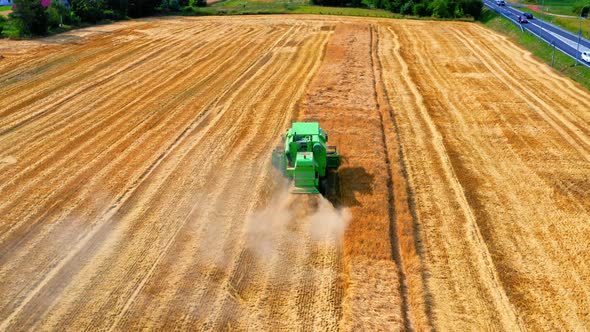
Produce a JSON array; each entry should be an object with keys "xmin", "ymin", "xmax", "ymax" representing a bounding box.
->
[
  {"xmin": 127, "ymin": 0, "xmax": 158, "ymax": 17},
  {"xmin": 312, "ymin": 0, "xmax": 354, "ymax": 6},
  {"xmin": 71, "ymin": 0, "xmax": 105, "ymax": 22},
  {"xmin": 413, "ymin": 2, "xmax": 429, "ymax": 16},
  {"xmin": 51, "ymin": 1, "xmax": 73, "ymax": 24},
  {"xmin": 11, "ymin": 0, "xmax": 49, "ymax": 35},
  {"xmin": 387, "ymin": 0, "xmax": 403, "ymax": 12},
  {"xmin": 429, "ymin": 0, "xmax": 450, "ymax": 17},
  {"xmin": 573, "ymin": 1, "xmax": 590, "ymax": 16},
  {"xmin": 188, "ymin": 0, "xmax": 205, "ymax": 7},
  {"xmin": 107, "ymin": 0, "xmax": 129, "ymax": 18},
  {"xmin": 46, "ymin": 5, "xmax": 60, "ymax": 28},
  {"xmin": 458, "ymin": 0, "xmax": 482, "ymax": 19},
  {"xmin": 400, "ymin": 0, "xmax": 413, "ymax": 14}
]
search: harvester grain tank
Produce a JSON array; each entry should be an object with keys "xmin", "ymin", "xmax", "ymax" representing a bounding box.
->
[{"xmin": 272, "ymin": 122, "xmax": 340, "ymax": 194}]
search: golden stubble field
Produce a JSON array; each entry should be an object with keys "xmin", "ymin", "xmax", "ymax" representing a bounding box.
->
[{"xmin": 0, "ymin": 15, "xmax": 589, "ymax": 331}]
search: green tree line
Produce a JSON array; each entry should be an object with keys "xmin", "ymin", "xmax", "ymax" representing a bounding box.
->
[
  {"xmin": 8, "ymin": 0, "xmax": 206, "ymax": 36},
  {"xmin": 314, "ymin": 0, "xmax": 483, "ymax": 19}
]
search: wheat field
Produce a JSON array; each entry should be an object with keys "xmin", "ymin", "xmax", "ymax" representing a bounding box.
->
[{"xmin": 0, "ymin": 15, "xmax": 589, "ymax": 330}]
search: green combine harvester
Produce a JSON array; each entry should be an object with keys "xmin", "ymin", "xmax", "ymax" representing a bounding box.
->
[{"xmin": 272, "ymin": 122, "xmax": 340, "ymax": 194}]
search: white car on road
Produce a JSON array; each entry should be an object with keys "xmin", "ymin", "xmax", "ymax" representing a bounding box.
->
[{"xmin": 582, "ymin": 51, "xmax": 590, "ymax": 63}]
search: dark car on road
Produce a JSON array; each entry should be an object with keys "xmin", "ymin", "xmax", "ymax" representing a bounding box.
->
[
  {"xmin": 523, "ymin": 12, "xmax": 533, "ymax": 19},
  {"xmin": 518, "ymin": 15, "xmax": 529, "ymax": 23},
  {"xmin": 496, "ymin": 0, "xmax": 506, "ymax": 5}
]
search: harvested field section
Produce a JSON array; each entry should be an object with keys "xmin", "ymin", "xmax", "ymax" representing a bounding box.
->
[
  {"xmin": 379, "ymin": 20, "xmax": 590, "ymax": 330},
  {"xmin": 0, "ymin": 17, "xmax": 348, "ymax": 330}
]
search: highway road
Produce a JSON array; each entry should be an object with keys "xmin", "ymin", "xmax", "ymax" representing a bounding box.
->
[{"xmin": 484, "ymin": 0, "xmax": 590, "ymax": 68}]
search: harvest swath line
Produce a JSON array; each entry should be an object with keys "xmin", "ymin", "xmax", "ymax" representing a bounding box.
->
[
  {"xmin": 0, "ymin": 24, "xmax": 270, "ymax": 235},
  {"xmin": 207, "ymin": 29, "xmax": 333, "ymax": 329},
  {"xmin": 167, "ymin": 27, "xmax": 302, "ymax": 327},
  {"xmin": 0, "ymin": 22, "xmax": 297, "ymax": 329},
  {"xmin": 110, "ymin": 25, "xmax": 308, "ymax": 326},
  {"xmin": 259, "ymin": 30, "xmax": 338, "ymax": 332},
  {"xmin": 0, "ymin": 24, "xmax": 276, "ymax": 292},
  {"xmin": 0, "ymin": 23, "xmax": 236, "ymax": 190},
  {"xmin": 0, "ymin": 29, "xmax": 193, "ymax": 132},
  {"xmin": 161, "ymin": 23, "xmax": 304, "ymax": 320},
  {"xmin": 0, "ymin": 22, "xmax": 214, "ymax": 133}
]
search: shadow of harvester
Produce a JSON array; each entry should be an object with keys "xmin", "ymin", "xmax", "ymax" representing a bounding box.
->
[{"xmin": 325, "ymin": 166, "xmax": 374, "ymax": 207}]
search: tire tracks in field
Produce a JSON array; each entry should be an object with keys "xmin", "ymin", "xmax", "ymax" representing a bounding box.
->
[
  {"xmin": 0, "ymin": 22, "xmax": 232, "ymax": 158},
  {"xmin": 375, "ymin": 24, "xmax": 435, "ymax": 332},
  {"xmin": 0, "ymin": 29, "xmax": 208, "ymax": 315},
  {"xmin": 0, "ymin": 24, "xmax": 256, "ymax": 206},
  {"xmin": 0, "ymin": 31, "xmax": 190, "ymax": 194},
  {"xmin": 368, "ymin": 24, "xmax": 413, "ymax": 332},
  {"xmin": 0, "ymin": 21, "xmax": 156, "ymax": 86},
  {"xmin": 0, "ymin": 37, "xmax": 262, "ymax": 296}
]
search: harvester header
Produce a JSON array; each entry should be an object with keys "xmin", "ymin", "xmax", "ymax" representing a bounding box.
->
[{"xmin": 272, "ymin": 122, "xmax": 340, "ymax": 194}]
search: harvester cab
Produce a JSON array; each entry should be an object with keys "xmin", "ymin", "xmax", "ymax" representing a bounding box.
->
[{"xmin": 272, "ymin": 122, "xmax": 340, "ymax": 194}]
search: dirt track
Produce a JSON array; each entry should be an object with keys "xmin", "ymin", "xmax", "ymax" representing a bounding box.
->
[{"xmin": 1, "ymin": 15, "xmax": 589, "ymax": 330}]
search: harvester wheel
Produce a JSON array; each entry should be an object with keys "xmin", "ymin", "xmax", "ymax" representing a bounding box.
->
[{"xmin": 319, "ymin": 177, "xmax": 328, "ymax": 196}]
